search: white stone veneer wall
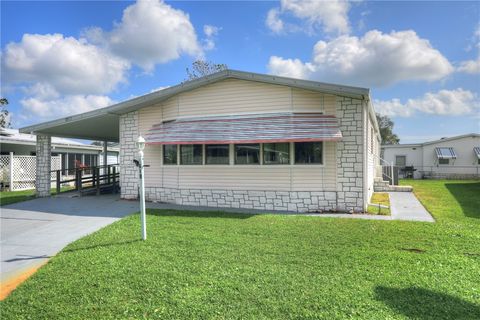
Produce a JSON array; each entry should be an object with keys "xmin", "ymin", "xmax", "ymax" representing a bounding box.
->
[
  {"xmin": 335, "ymin": 97, "xmax": 365, "ymax": 212},
  {"xmin": 119, "ymin": 111, "xmax": 139, "ymax": 199},
  {"xmin": 35, "ymin": 134, "xmax": 51, "ymax": 197},
  {"xmin": 145, "ymin": 187, "xmax": 337, "ymax": 212}
]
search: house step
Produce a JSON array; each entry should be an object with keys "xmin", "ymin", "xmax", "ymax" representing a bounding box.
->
[{"xmin": 374, "ymin": 184, "xmax": 413, "ymax": 192}]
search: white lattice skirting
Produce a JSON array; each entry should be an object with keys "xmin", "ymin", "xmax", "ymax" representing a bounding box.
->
[{"xmin": 0, "ymin": 154, "xmax": 61, "ymax": 191}]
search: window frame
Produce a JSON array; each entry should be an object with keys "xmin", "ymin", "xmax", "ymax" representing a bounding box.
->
[
  {"xmin": 293, "ymin": 141, "xmax": 324, "ymax": 165},
  {"xmin": 162, "ymin": 144, "xmax": 178, "ymax": 165}
]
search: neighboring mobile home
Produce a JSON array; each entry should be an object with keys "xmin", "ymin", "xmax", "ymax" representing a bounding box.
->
[
  {"xmin": 0, "ymin": 128, "xmax": 119, "ymax": 170},
  {"xmin": 381, "ymin": 134, "xmax": 480, "ymax": 179},
  {"xmin": 20, "ymin": 70, "xmax": 381, "ymax": 212},
  {"xmin": 0, "ymin": 128, "xmax": 119, "ymax": 190}
]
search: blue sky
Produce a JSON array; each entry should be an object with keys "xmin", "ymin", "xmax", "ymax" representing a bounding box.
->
[{"xmin": 1, "ymin": 0, "xmax": 479, "ymax": 143}]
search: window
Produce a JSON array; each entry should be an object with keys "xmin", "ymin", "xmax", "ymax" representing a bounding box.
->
[
  {"xmin": 235, "ymin": 144, "xmax": 260, "ymax": 164},
  {"xmin": 294, "ymin": 142, "xmax": 323, "ymax": 164},
  {"xmin": 163, "ymin": 145, "xmax": 177, "ymax": 165},
  {"xmin": 395, "ymin": 155, "xmax": 406, "ymax": 167},
  {"xmin": 83, "ymin": 154, "xmax": 98, "ymax": 167},
  {"xmin": 263, "ymin": 143, "xmax": 290, "ymax": 165},
  {"xmin": 180, "ymin": 145, "xmax": 203, "ymax": 165},
  {"xmin": 439, "ymin": 158, "xmax": 449, "ymax": 165},
  {"xmin": 206, "ymin": 144, "xmax": 229, "ymax": 165},
  {"xmin": 68, "ymin": 153, "xmax": 82, "ymax": 169}
]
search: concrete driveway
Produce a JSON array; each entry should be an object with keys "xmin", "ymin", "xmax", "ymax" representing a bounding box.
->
[{"xmin": 1, "ymin": 194, "xmax": 138, "ymax": 296}]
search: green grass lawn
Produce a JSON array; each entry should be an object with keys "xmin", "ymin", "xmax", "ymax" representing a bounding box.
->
[
  {"xmin": 0, "ymin": 187, "xmax": 75, "ymax": 206},
  {"xmin": 367, "ymin": 192, "xmax": 390, "ymax": 215},
  {"xmin": 1, "ymin": 180, "xmax": 480, "ymax": 319}
]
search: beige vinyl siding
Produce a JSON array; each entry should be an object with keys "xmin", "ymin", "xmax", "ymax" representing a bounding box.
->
[
  {"xmin": 365, "ymin": 105, "xmax": 379, "ymax": 202},
  {"xmin": 137, "ymin": 78, "xmax": 341, "ymax": 191},
  {"xmin": 162, "ymin": 96, "xmax": 179, "ymax": 120},
  {"xmin": 138, "ymin": 104, "xmax": 162, "ymax": 136},
  {"xmin": 142, "ymin": 142, "xmax": 337, "ymax": 191},
  {"xmin": 292, "ymin": 88, "xmax": 336, "ymax": 115},
  {"xmin": 139, "ymin": 79, "xmax": 336, "ymax": 126},
  {"xmin": 178, "ymin": 78, "xmax": 292, "ymax": 118},
  {"xmin": 291, "ymin": 142, "xmax": 336, "ymax": 190},
  {"xmin": 139, "ymin": 106, "xmax": 163, "ymax": 187}
]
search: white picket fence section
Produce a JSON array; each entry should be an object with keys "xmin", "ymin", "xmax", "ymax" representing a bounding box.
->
[{"xmin": 0, "ymin": 153, "xmax": 61, "ymax": 191}]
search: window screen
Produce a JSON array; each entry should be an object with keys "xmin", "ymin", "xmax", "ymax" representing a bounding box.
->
[
  {"xmin": 163, "ymin": 145, "xmax": 177, "ymax": 165},
  {"xmin": 263, "ymin": 143, "xmax": 290, "ymax": 165},
  {"xmin": 235, "ymin": 144, "xmax": 260, "ymax": 164},
  {"xmin": 395, "ymin": 155, "xmax": 406, "ymax": 166},
  {"xmin": 294, "ymin": 142, "xmax": 323, "ymax": 164},
  {"xmin": 438, "ymin": 158, "xmax": 449, "ymax": 165},
  {"xmin": 206, "ymin": 144, "xmax": 229, "ymax": 164},
  {"xmin": 180, "ymin": 145, "xmax": 203, "ymax": 165}
]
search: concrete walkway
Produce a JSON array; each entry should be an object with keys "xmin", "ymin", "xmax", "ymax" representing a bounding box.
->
[
  {"xmin": 147, "ymin": 195, "xmax": 434, "ymax": 222},
  {"xmin": 0, "ymin": 194, "xmax": 137, "ymax": 298},
  {"xmin": 388, "ymin": 192, "xmax": 435, "ymax": 222}
]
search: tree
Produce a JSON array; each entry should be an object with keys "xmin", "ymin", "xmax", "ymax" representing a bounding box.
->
[
  {"xmin": 186, "ymin": 60, "xmax": 228, "ymax": 80},
  {"xmin": 376, "ymin": 113, "xmax": 400, "ymax": 145},
  {"xmin": 1, "ymin": 98, "xmax": 10, "ymax": 129}
]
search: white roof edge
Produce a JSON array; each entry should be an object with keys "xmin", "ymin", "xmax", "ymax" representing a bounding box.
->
[
  {"xmin": 20, "ymin": 69, "xmax": 370, "ymax": 135},
  {"xmin": 381, "ymin": 144, "xmax": 422, "ymax": 148},
  {"xmin": 1, "ymin": 139, "xmax": 119, "ymax": 151},
  {"xmin": 381, "ymin": 133, "xmax": 480, "ymax": 147}
]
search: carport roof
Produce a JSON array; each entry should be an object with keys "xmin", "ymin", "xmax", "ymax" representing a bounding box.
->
[{"xmin": 20, "ymin": 69, "xmax": 371, "ymax": 142}]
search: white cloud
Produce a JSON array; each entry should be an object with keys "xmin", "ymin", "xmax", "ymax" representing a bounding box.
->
[
  {"xmin": 266, "ymin": 8, "xmax": 284, "ymax": 33},
  {"xmin": 2, "ymin": 0, "xmax": 213, "ymax": 126},
  {"xmin": 203, "ymin": 25, "xmax": 221, "ymax": 51},
  {"xmin": 86, "ymin": 0, "xmax": 202, "ymax": 72},
  {"xmin": 266, "ymin": 0, "xmax": 350, "ymax": 35},
  {"xmin": 268, "ymin": 30, "xmax": 453, "ymax": 87},
  {"xmin": 2, "ymin": 33, "xmax": 130, "ymax": 95},
  {"xmin": 457, "ymin": 58, "xmax": 480, "ymax": 74},
  {"xmin": 457, "ymin": 25, "xmax": 480, "ymax": 74},
  {"xmin": 374, "ymin": 89, "xmax": 479, "ymax": 117},
  {"xmin": 20, "ymin": 94, "xmax": 114, "ymax": 121},
  {"xmin": 268, "ymin": 56, "xmax": 313, "ymax": 79}
]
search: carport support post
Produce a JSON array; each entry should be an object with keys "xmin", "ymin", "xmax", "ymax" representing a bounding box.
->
[
  {"xmin": 103, "ymin": 141, "xmax": 108, "ymax": 174},
  {"xmin": 35, "ymin": 134, "xmax": 52, "ymax": 197}
]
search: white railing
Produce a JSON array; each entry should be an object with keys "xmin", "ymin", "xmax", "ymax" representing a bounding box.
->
[
  {"xmin": 0, "ymin": 153, "xmax": 61, "ymax": 191},
  {"xmin": 375, "ymin": 156, "xmax": 396, "ymax": 185}
]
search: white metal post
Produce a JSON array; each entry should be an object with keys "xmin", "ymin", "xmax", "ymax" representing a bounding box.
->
[
  {"xmin": 9, "ymin": 152, "xmax": 14, "ymax": 191},
  {"xmin": 139, "ymin": 149, "xmax": 147, "ymax": 240}
]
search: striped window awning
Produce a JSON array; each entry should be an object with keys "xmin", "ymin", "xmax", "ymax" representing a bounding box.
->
[
  {"xmin": 435, "ymin": 147, "xmax": 457, "ymax": 159},
  {"xmin": 474, "ymin": 147, "xmax": 480, "ymax": 159},
  {"xmin": 145, "ymin": 113, "xmax": 342, "ymax": 145}
]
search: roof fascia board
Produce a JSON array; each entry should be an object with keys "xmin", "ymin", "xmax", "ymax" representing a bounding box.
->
[
  {"xmin": 381, "ymin": 144, "xmax": 422, "ymax": 148},
  {"xmin": 421, "ymin": 133, "xmax": 480, "ymax": 146},
  {"xmin": 0, "ymin": 139, "xmax": 119, "ymax": 150},
  {"xmin": 383, "ymin": 133, "xmax": 480, "ymax": 147}
]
